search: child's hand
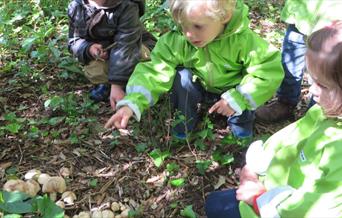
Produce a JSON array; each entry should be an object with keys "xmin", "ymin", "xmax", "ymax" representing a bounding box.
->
[
  {"xmin": 236, "ymin": 165, "xmax": 265, "ymax": 205},
  {"xmin": 104, "ymin": 106, "xmax": 133, "ymax": 129},
  {"xmin": 110, "ymin": 84, "xmax": 125, "ymax": 110},
  {"xmin": 239, "ymin": 165, "xmax": 259, "ymax": 184},
  {"xmin": 236, "ymin": 179, "xmax": 265, "ymax": 205},
  {"xmin": 208, "ymin": 99, "xmax": 235, "ymax": 116},
  {"xmin": 89, "ymin": 43, "xmax": 108, "ymax": 61}
]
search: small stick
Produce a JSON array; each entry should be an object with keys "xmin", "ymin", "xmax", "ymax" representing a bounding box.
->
[
  {"xmin": 94, "ymin": 42, "xmax": 117, "ymax": 62},
  {"xmin": 103, "ymin": 42, "xmax": 117, "ymax": 51}
]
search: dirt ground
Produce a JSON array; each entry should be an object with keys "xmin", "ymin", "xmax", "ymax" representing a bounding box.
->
[{"xmin": 0, "ymin": 2, "xmax": 311, "ymax": 217}]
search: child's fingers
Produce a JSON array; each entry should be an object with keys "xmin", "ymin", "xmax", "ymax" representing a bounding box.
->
[
  {"xmin": 100, "ymin": 51, "xmax": 108, "ymax": 60},
  {"xmin": 105, "ymin": 113, "xmax": 120, "ymax": 129},
  {"xmin": 104, "ymin": 116, "xmax": 115, "ymax": 129},
  {"xmin": 208, "ymin": 103, "xmax": 219, "ymax": 114},
  {"xmin": 110, "ymin": 98, "xmax": 116, "ymax": 111},
  {"xmin": 120, "ymin": 115, "xmax": 130, "ymax": 129}
]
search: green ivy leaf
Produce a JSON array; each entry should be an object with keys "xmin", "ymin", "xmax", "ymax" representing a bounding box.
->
[
  {"xmin": 2, "ymin": 191, "xmax": 30, "ymax": 203},
  {"xmin": 166, "ymin": 163, "xmax": 180, "ymax": 174},
  {"xmin": 21, "ymin": 37, "xmax": 37, "ymax": 53},
  {"xmin": 135, "ymin": 143, "xmax": 148, "ymax": 153},
  {"xmin": 5, "ymin": 167, "xmax": 17, "ymax": 175},
  {"xmin": 180, "ymin": 205, "xmax": 197, "ymax": 218},
  {"xmin": 58, "ymin": 61, "xmax": 82, "ymax": 73},
  {"xmin": 89, "ymin": 178, "xmax": 98, "ymax": 188},
  {"xmin": 0, "ymin": 191, "xmax": 33, "ymax": 214},
  {"xmin": 47, "ymin": 117, "xmax": 65, "ymax": 126},
  {"xmin": 220, "ymin": 154, "xmax": 234, "ymax": 165},
  {"xmin": 4, "ymin": 112, "xmax": 17, "ymax": 122},
  {"xmin": 212, "ymin": 151, "xmax": 233, "ymax": 165},
  {"xmin": 170, "ymin": 178, "xmax": 185, "ymax": 187},
  {"xmin": 3, "ymin": 214, "xmax": 22, "ymax": 218},
  {"xmin": 194, "ymin": 139, "xmax": 206, "ymax": 151},
  {"xmin": 69, "ymin": 133, "xmax": 79, "ymax": 144},
  {"xmin": 5, "ymin": 123, "xmax": 21, "ymax": 134},
  {"xmin": 33, "ymin": 195, "xmax": 64, "ymax": 218},
  {"xmin": 169, "ymin": 202, "xmax": 178, "ymax": 209},
  {"xmin": 195, "ymin": 160, "xmax": 212, "ymax": 175},
  {"xmin": 221, "ymin": 134, "xmax": 239, "ymax": 145},
  {"xmin": 149, "ymin": 149, "xmax": 170, "ymax": 168}
]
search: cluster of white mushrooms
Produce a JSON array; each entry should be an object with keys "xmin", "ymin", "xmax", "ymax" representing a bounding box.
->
[
  {"xmin": 3, "ymin": 168, "xmax": 75, "ymax": 208},
  {"xmin": 2, "ymin": 168, "xmax": 134, "ymax": 218},
  {"xmin": 73, "ymin": 201, "xmax": 132, "ymax": 218}
]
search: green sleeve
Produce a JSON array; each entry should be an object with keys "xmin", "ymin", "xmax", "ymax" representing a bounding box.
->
[
  {"xmin": 224, "ymin": 30, "xmax": 284, "ymax": 112},
  {"xmin": 117, "ymin": 32, "xmax": 183, "ymax": 120},
  {"xmin": 239, "ymin": 201, "xmax": 259, "ymax": 218}
]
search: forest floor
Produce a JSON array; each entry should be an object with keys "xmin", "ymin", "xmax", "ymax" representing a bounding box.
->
[{"xmin": 0, "ymin": 1, "xmax": 310, "ymax": 217}]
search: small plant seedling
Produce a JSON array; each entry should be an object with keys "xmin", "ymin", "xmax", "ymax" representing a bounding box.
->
[{"xmin": 180, "ymin": 205, "xmax": 197, "ymax": 218}]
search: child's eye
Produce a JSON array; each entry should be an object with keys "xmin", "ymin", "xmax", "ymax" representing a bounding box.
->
[
  {"xmin": 194, "ymin": 24, "xmax": 202, "ymax": 30},
  {"xmin": 317, "ymin": 82, "xmax": 328, "ymax": 89}
]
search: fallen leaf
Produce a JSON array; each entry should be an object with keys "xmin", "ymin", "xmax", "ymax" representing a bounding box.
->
[{"xmin": 214, "ymin": 175, "xmax": 226, "ymax": 190}]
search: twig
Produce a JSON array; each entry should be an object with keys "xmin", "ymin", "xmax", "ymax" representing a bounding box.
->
[
  {"xmin": 103, "ymin": 42, "xmax": 117, "ymax": 51},
  {"xmin": 17, "ymin": 144, "xmax": 23, "ymax": 165}
]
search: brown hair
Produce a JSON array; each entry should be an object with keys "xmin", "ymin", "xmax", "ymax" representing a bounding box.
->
[{"xmin": 306, "ymin": 21, "xmax": 342, "ymax": 117}]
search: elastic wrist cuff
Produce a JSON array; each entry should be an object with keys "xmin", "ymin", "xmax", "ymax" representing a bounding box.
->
[{"xmin": 252, "ymin": 189, "xmax": 266, "ymax": 215}]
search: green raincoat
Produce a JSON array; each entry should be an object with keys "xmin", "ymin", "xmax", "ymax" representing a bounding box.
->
[
  {"xmin": 240, "ymin": 105, "xmax": 342, "ymax": 217},
  {"xmin": 281, "ymin": 0, "xmax": 342, "ymax": 35},
  {"xmin": 117, "ymin": 0, "xmax": 284, "ymax": 120}
]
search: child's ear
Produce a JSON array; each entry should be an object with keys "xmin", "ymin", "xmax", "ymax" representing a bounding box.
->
[{"xmin": 221, "ymin": 13, "xmax": 232, "ymax": 24}]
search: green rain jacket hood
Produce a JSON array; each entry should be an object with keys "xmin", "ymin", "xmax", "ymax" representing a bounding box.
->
[{"xmin": 117, "ymin": 0, "xmax": 284, "ymax": 121}]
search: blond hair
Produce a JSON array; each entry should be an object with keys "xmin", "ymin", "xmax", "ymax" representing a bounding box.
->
[
  {"xmin": 168, "ymin": 0, "xmax": 236, "ymax": 24},
  {"xmin": 306, "ymin": 21, "xmax": 342, "ymax": 117}
]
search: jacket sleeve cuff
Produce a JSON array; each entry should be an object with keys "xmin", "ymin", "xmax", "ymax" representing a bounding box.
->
[
  {"xmin": 116, "ymin": 99, "xmax": 142, "ymax": 121},
  {"xmin": 221, "ymin": 89, "xmax": 245, "ymax": 116},
  {"xmin": 245, "ymin": 140, "xmax": 273, "ymax": 175},
  {"xmin": 257, "ymin": 186, "xmax": 295, "ymax": 218}
]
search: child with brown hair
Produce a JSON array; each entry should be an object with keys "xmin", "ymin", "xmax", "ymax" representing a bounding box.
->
[
  {"xmin": 105, "ymin": 0, "xmax": 284, "ymax": 139},
  {"xmin": 205, "ymin": 20, "xmax": 342, "ymax": 218}
]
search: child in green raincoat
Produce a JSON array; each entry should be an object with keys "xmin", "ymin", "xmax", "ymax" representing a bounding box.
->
[
  {"xmin": 205, "ymin": 20, "xmax": 342, "ymax": 218},
  {"xmin": 105, "ymin": 0, "xmax": 284, "ymax": 139}
]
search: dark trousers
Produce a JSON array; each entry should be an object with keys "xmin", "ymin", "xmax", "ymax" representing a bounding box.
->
[
  {"xmin": 170, "ymin": 68, "xmax": 254, "ymax": 139},
  {"xmin": 277, "ymin": 24, "xmax": 307, "ymax": 105},
  {"xmin": 205, "ymin": 189, "xmax": 241, "ymax": 218}
]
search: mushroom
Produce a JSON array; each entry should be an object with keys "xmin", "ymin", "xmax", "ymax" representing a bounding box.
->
[
  {"xmin": 42, "ymin": 176, "xmax": 66, "ymax": 201},
  {"xmin": 38, "ymin": 173, "xmax": 51, "ymax": 185},
  {"xmin": 101, "ymin": 210, "xmax": 114, "ymax": 218},
  {"xmin": 73, "ymin": 212, "xmax": 90, "ymax": 218},
  {"xmin": 91, "ymin": 211, "xmax": 102, "ymax": 218},
  {"xmin": 111, "ymin": 202, "xmax": 120, "ymax": 212},
  {"xmin": 91, "ymin": 210, "xmax": 114, "ymax": 218},
  {"xmin": 120, "ymin": 209, "xmax": 129, "ymax": 218},
  {"xmin": 56, "ymin": 200, "xmax": 65, "ymax": 209},
  {"xmin": 25, "ymin": 179, "xmax": 40, "ymax": 196},
  {"xmin": 119, "ymin": 202, "xmax": 126, "ymax": 211},
  {"xmin": 59, "ymin": 167, "xmax": 71, "ymax": 178},
  {"xmin": 3, "ymin": 179, "xmax": 27, "ymax": 193},
  {"xmin": 62, "ymin": 191, "xmax": 77, "ymax": 204},
  {"xmin": 24, "ymin": 169, "xmax": 41, "ymax": 180}
]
